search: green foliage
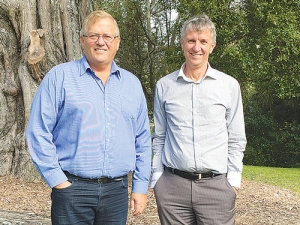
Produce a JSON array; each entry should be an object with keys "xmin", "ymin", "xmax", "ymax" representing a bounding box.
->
[
  {"xmin": 244, "ymin": 101, "xmax": 300, "ymax": 168},
  {"xmin": 242, "ymin": 165, "xmax": 300, "ymax": 197},
  {"xmin": 243, "ymin": 0, "xmax": 300, "ymax": 106}
]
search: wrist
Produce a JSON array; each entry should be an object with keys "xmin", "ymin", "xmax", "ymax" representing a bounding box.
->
[{"xmin": 233, "ymin": 186, "xmax": 239, "ymax": 192}]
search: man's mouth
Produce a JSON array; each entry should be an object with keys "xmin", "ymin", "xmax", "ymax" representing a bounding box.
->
[
  {"xmin": 190, "ymin": 52, "xmax": 202, "ymax": 56},
  {"xmin": 95, "ymin": 47, "xmax": 106, "ymax": 52}
]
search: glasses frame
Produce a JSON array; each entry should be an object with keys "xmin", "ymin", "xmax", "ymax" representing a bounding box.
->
[{"xmin": 82, "ymin": 34, "xmax": 119, "ymax": 43}]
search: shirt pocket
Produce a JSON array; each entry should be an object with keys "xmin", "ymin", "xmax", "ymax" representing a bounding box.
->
[{"xmin": 120, "ymin": 95, "xmax": 137, "ymax": 119}]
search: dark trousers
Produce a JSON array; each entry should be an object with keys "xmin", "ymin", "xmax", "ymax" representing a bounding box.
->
[
  {"xmin": 51, "ymin": 175, "xmax": 128, "ymax": 225},
  {"xmin": 154, "ymin": 170, "xmax": 236, "ymax": 225}
]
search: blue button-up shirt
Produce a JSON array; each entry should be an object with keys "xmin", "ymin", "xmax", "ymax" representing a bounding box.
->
[
  {"xmin": 26, "ymin": 56, "xmax": 151, "ymax": 193},
  {"xmin": 151, "ymin": 63, "xmax": 246, "ymax": 188}
]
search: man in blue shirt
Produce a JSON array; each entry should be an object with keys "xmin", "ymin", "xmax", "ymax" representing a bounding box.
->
[
  {"xmin": 26, "ymin": 10, "xmax": 151, "ymax": 225},
  {"xmin": 151, "ymin": 14, "xmax": 247, "ymax": 224}
]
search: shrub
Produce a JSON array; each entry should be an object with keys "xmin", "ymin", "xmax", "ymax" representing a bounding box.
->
[{"xmin": 244, "ymin": 102, "xmax": 300, "ymax": 168}]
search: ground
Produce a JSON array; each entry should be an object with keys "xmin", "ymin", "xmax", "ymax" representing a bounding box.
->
[{"xmin": 0, "ymin": 175, "xmax": 299, "ymax": 225}]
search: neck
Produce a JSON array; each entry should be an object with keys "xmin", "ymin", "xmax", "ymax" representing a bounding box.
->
[
  {"xmin": 184, "ymin": 64, "xmax": 208, "ymax": 81},
  {"xmin": 90, "ymin": 64, "xmax": 111, "ymax": 86}
]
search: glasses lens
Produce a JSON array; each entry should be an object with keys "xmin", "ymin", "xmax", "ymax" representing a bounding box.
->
[
  {"xmin": 89, "ymin": 34, "xmax": 98, "ymax": 41},
  {"xmin": 85, "ymin": 34, "xmax": 115, "ymax": 43},
  {"xmin": 103, "ymin": 35, "xmax": 113, "ymax": 42}
]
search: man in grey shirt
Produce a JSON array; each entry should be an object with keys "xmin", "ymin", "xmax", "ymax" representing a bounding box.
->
[{"xmin": 151, "ymin": 14, "xmax": 247, "ymax": 225}]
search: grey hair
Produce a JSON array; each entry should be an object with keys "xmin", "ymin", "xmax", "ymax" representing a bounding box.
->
[
  {"xmin": 180, "ymin": 14, "xmax": 216, "ymax": 43},
  {"xmin": 80, "ymin": 10, "xmax": 120, "ymax": 37}
]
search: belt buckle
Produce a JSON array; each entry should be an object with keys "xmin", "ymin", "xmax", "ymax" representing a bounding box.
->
[
  {"xmin": 197, "ymin": 173, "xmax": 202, "ymax": 180},
  {"xmin": 97, "ymin": 177, "xmax": 107, "ymax": 183}
]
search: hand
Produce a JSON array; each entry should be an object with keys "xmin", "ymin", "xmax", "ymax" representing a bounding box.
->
[
  {"xmin": 233, "ymin": 186, "xmax": 239, "ymax": 195},
  {"xmin": 54, "ymin": 180, "xmax": 71, "ymax": 189},
  {"xmin": 130, "ymin": 193, "xmax": 148, "ymax": 216}
]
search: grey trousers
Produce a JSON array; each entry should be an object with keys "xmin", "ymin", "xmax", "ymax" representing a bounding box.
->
[{"xmin": 154, "ymin": 170, "xmax": 236, "ymax": 225}]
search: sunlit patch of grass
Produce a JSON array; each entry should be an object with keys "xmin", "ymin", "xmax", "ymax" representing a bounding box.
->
[{"xmin": 242, "ymin": 165, "xmax": 300, "ymax": 198}]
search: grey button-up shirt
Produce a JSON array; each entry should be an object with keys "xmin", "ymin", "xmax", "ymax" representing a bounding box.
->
[{"xmin": 151, "ymin": 63, "xmax": 247, "ymax": 188}]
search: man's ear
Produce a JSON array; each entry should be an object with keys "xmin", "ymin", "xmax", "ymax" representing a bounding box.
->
[
  {"xmin": 180, "ymin": 38, "xmax": 184, "ymax": 50},
  {"xmin": 210, "ymin": 41, "xmax": 216, "ymax": 54},
  {"xmin": 80, "ymin": 36, "xmax": 85, "ymax": 48},
  {"xmin": 116, "ymin": 37, "xmax": 121, "ymax": 50}
]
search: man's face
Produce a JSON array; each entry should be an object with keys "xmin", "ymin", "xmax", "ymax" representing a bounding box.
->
[
  {"xmin": 180, "ymin": 28, "xmax": 216, "ymax": 69},
  {"xmin": 80, "ymin": 17, "xmax": 120, "ymax": 69}
]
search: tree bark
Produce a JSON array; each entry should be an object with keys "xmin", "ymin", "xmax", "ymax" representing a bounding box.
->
[{"xmin": 0, "ymin": 0, "xmax": 94, "ymax": 180}]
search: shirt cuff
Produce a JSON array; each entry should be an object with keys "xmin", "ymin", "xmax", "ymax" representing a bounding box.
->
[
  {"xmin": 226, "ymin": 171, "xmax": 242, "ymax": 189},
  {"xmin": 150, "ymin": 171, "xmax": 163, "ymax": 188},
  {"xmin": 46, "ymin": 169, "xmax": 68, "ymax": 188},
  {"xmin": 132, "ymin": 180, "xmax": 149, "ymax": 194}
]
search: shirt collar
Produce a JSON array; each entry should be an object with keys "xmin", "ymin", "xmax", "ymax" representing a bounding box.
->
[
  {"xmin": 205, "ymin": 64, "xmax": 217, "ymax": 80},
  {"xmin": 79, "ymin": 56, "xmax": 121, "ymax": 78},
  {"xmin": 177, "ymin": 62, "xmax": 217, "ymax": 82}
]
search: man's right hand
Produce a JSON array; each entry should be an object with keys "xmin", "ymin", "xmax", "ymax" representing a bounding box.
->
[{"xmin": 54, "ymin": 180, "xmax": 72, "ymax": 189}]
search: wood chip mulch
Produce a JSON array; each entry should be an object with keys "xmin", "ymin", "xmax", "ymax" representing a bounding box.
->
[{"xmin": 0, "ymin": 175, "xmax": 299, "ymax": 225}]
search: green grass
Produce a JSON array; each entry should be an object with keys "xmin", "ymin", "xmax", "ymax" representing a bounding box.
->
[{"xmin": 242, "ymin": 165, "xmax": 300, "ymax": 198}]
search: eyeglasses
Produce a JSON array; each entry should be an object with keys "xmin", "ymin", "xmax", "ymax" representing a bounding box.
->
[{"xmin": 83, "ymin": 34, "xmax": 119, "ymax": 43}]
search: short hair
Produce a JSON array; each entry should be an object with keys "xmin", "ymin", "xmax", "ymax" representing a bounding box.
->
[
  {"xmin": 180, "ymin": 14, "xmax": 216, "ymax": 43},
  {"xmin": 80, "ymin": 10, "xmax": 120, "ymax": 37}
]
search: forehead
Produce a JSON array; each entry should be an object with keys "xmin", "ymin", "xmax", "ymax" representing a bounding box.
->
[
  {"xmin": 86, "ymin": 17, "xmax": 115, "ymax": 33},
  {"xmin": 184, "ymin": 28, "xmax": 213, "ymax": 39}
]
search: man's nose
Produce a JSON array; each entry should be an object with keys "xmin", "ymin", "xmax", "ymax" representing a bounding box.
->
[
  {"xmin": 96, "ymin": 36, "xmax": 106, "ymax": 45},
  {"xmin": 193, "ymin": 40, "xmax": 202, "ymax": 52}
]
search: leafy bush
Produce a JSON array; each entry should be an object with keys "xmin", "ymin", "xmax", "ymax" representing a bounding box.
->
[{"xmin": 244, "ymin": 102, "xmax": 300, "ymax": 168}]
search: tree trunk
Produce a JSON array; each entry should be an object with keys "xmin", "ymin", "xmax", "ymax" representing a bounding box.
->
[{"xmin": 0, "ymin": 0, "xmax": 94, "ymax": 180}]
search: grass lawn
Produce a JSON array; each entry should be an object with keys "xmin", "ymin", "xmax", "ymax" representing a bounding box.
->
[{"xmin": 242, "ymin": 165, "xmax": 300, "ymax": 197}]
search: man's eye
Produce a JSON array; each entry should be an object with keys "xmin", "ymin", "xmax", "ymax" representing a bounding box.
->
[
  {"xmin": 104, "ymin": 35, "xmax": 112, "ymax": 40},
  {"xmin": 187, "ymin": 40, "xmax": 195, "ymax": 44},
  {"xmin": 89, "ymin": 34, "xmax": 98, "ymax": 39}
]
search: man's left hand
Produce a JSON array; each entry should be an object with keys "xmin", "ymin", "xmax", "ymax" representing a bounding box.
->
[
  {"xmin": 130, "ymin": 193, "xmax": 148, "ymax": 216},
  {"xmin": 233, "ymin": 186, "xmax": 239, "ymax": 195}
]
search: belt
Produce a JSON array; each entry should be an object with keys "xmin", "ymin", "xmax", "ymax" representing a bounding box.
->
[
  {"xmin": 165, "ymin": 167, "xmax": 222, "ymax": 180},
  {"xmin": 64, "ymin": 171, "xmax": 127, "ymax": 184}
]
